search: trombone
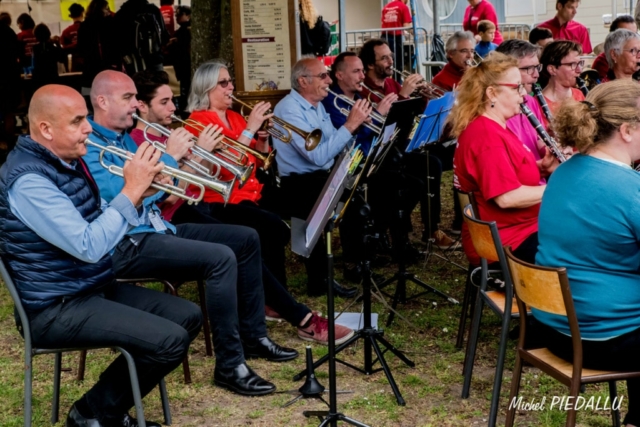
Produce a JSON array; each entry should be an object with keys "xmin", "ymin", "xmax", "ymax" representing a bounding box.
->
[
  {"xmin": 84, "ymin": 139, "xmax": 235, "ymax": 205},
  {"xmin": 229, "ymin": 95, "xmax": 322, "ymax": 151},
  {"xmin": 389, "ymin": 66, "xmax": 446, "ymax": 99},
  {"xmin": 172, "ymin": 115, "xmax": 277, "ymax": 171},
  {"xmin": 327, "ymin": 88, "xmax": 385, "ymax": 134},
  {"xmin": 132, "ymin": 113, "xmax": 254, "ymax": 187}
]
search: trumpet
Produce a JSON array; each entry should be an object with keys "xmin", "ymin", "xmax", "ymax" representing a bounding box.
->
[
  {"xmin": 84, "ymin": 139, "xmax": 235, "ymax": 205},
  {"xmin": 327, "ymin": 89, "xmax": 385, "ymax": 134},
  {"xmin": 132, "ymin": 114, "xmax": 254, "ymax": 187},
  {"xmin": 389, "ymin": 67, "xmax": 447, "ymax": 99},
  {"xmin": 229, "ymin": 95, "xmax": 322, "ymax": 151},
  {"xmin": 173, "ymin": 115, "xmax": 276, "ymax": 171},
  {"xmin": 465, "ymin": 51, "xmax": 484, "ymax": 67}
]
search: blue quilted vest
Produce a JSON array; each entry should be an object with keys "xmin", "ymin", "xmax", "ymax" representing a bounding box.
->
[{"xmin": 0, "ymin": 136, "xmax": 114, "ymax": 310}]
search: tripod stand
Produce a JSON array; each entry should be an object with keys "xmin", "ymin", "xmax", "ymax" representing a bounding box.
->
[{"xmin": 294, "ymin": 209, "xmax": 415, "ymax": 406}]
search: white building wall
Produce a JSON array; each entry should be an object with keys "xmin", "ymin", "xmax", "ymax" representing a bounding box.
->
[{"xmin": 505, "ymin": 0, "xmax": 632, "ymax": 51}]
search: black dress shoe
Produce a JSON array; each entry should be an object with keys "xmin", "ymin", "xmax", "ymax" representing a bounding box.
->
[
  {"xmin": 243, "ymin": 336, "xmax": 298, "ymax": 361},
  {"xmin": 66, "ymin": 405, "xmax": 101, "ymax": 427},
  {"xmin": 307, "ymin": 280, "xmax": 358, "ymax": 298},
  {"xmin": 214, "ymin": 362, "xmax": 276, "ymax": 396},
  {"xmin": 116, "ymin": 414, "xmax": 161, "ymax": 427}
]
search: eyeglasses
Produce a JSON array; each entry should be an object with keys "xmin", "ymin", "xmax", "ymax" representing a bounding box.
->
[
  {"xmin": 518, "ymin": 64, "xmax": 543, "ymax": 75},
  {"xmin": 496, "ymin": 82, "xmax": 526, "ymax": 93},
  {"xmin": 375, "ymin": 55, "xmax": 394, "ymax": 63},
  {"xmin": 304, "ymin": 72, "xmax": 330, "ymax": 80},
  {"xmin": 217, "ymin": 78, "xmax": 235, "ymax": 88},
  {"xmin": 623, "ymin": 48, "xmax": 640, "ymax": 56},
  {"xmin": 556, "ymin": 60, "xmax": 585, "ymax": 71},
  {"xmin": 456, "ymin": 49, "xmax": 474, "ymax": 55}
]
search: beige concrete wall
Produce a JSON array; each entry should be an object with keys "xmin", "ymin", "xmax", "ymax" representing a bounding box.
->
[
  {"xmin": 505, "ymin": 0, "xmax": 631, "ymax": 51},
  {"xmin": 315, "ymin": 0, "xmax": 381, "ymax": 31}
]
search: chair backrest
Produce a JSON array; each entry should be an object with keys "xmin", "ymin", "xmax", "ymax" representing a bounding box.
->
[
  {"xmin": 462, "ymin": 204, "xmax": 500, "ymax": 263},
  {"xmin": 456, "ymin": 190, "xmax": 480, "ymax": 220},
  {"xmin": 0, "ymin": 258, "xmax": 32, "ymax": 346},
  {"xmin": 503, "ymin": 246, "xmax": 583, "ymax": 348}
]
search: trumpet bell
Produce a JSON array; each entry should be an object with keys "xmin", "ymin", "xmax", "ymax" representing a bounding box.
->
[{"xmin": 305, "ymin": 129, "xmax": 323, "ymax": 151}]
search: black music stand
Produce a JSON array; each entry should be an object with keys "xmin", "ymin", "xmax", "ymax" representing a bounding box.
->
[
  {"xmin": 294, "ymin": 102, "xmax": 424, "ymax": 407},
  {"xmin": 291, "ymin": 152, "xmax": 370, "ymax": 427}
]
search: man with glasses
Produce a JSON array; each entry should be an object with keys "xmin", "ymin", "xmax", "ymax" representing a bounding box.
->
[
  {"xmin": 432, "ymin": 30, "xmax": 477, "ymax": 91},
  {"xmin": 496, "ymin": 39, "xmax": 549, "ymax": 163},
  {"xmin": 272, "ymin": 56, "xmax": 370, "ymax": 297},
  {"xmin": 537, "ymin": 0, "xmax": 592, "ymax": 54}
]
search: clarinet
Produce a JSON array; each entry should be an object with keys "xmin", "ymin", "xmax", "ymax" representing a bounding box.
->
[
  {"xmin": 533, "ymin": 83, "xmax": 553, "ymax": 123},
  {"xmin": 520, "ymin": 103, "xmax": 566, "ymax": 163},
  {"xmin": 575, "ymin": 76, "xmax": 589, "ymax": 96}
]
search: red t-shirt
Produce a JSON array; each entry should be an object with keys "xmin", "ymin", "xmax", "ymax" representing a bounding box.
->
[
  {"xmin": 361, "ymin": 74, "xmax": 407, "ymax": 103},
  {"xmin": 61, "ymin": 21, "xmax": 81, "ymax": 49},
  {"xmin": 462, "ymin": 0, "xmax": 503, "ymax": 45},
  {"xmin": 538, "ymin": 17, "xmax": 592, "ymax": 54},
  {"xmin": 17, "ymin": 29, "xmax": 37, "ymax": 59},
  {"xmin": 454, "ymin": 115, "xmax": 541, "ymax": 265},
  {"xmin": 541, "ymin": 88, "xmax": 584, "ymax": 128},
  {"xmin": 160, "ymin": 5, "xmax": 175, "ymax": 36},
  {"xmin": 187, "ymin": 109, "xmax": 264, "ymax": 205},
  {"xmin": 432, "ymin": 62, "xmax": 464, "ymax": 92},
  {"xmin": 591, "ymin": 52, "xmax": 608, "ymax": 80},
  {"xmin": 381, "ymin": 0, "xmax": 412, "ymax": 36}
]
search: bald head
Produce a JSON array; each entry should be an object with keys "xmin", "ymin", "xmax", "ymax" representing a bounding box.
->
[
  {"xmin": 27, "ymin": 84, "xmax": 92, "ymax": 163},
  {"xmin": 90, "ymin": 70, "xmax": 140, "ymax": 132}
]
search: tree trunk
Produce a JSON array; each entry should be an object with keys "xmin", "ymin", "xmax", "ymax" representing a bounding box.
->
[{"xmin": 191, "ymin": 0, "xmax": 235, "ymax": 76}]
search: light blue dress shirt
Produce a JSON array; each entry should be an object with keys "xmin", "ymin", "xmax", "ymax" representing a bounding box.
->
[
  {"xmin": 273, "ymin": 89, "xmax": 354, "ymax": 177},
  {"xmin": 84, "ymin": 117, "xmax": 177, "ymax": 235},
  {"xmin": 8, "ymin": 159, "xmax": 143, "ymax": 263}
]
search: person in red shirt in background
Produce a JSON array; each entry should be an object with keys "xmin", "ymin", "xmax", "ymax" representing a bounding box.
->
[
  {"xmin": 537, "ymin": 0, "xmax": 592, "ymax": 54},
  {"xmin": 432, "ymin": 31, "xmax": 476, "ymax": 91},
  {"xmin": 591, "ymin": 15, "xmax": 637, "ymax": 80},
  {"xmin": 160, "ymin": 0, "xmax": 175, "ymax": 37},
  {"xmin": 381, "ymin": 0, "xmax": 412, "ymax": 72},
  {"xmin": 16, "ymin": 13, "xmax": 36, "ymax": 71},
  {"xmin": 60, "ymin": 3, "xmax": 85, "ymax": 71},
  {"xmin": 463, "ymin": 0, "xmax": 503, "ymax": 45}
]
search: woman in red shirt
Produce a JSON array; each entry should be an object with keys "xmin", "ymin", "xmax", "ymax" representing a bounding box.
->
[
  {"xmin": 538, "ymin": 40, "xmax": 585, "ymax": 123},
  {"xmin": 463, "ymin": 0, "xmax": 503, "ymax": 45},
  {"xmin": 184, "ymin": 60, "xmax": 291, "ymax": 286},
  {"xmin": 16, "ymin": 13, "xmax": 36, "ymax": 69},
  {"xmin": 450, "ymin": 52, "xmax": 557, "ymax": 265}
]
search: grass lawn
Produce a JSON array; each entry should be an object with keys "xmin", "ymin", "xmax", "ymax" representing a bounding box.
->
[{"xmin": 0, "ymin": 171, "xmax": 621, "ymax": 426}]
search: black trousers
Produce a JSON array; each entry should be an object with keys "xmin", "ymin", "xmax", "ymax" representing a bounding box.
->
[
  {"xmin": 171, "ymin": 203, "xmax": 311, "ymax": 327},
  {"xmin": 28, "ymin": 283, "xmax": 202, "ymax": 423},
  {"xmin": 273, "ymin": 171, "xmax": 330, "ymax": 294},
  {"xmin": 111, "ymin": 224, "xmax": 266, "ymax": 369},
  {"xmin": 537, "ymin": 320, "xmax": 640, "ymax": 426},
  {"xmin": 402, "ymin": 152, "xmax": 443, "ymax": 234}
]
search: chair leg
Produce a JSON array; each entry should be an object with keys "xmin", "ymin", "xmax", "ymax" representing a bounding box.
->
[
  {"xmin": 76, "ymin": 349, "xmax": 87, "ymax": 381},
  {"xmin": 565, "ymin": 382, "xmax": 581, "ymax": 427},
  {"xmin": 24, "ymin": 350, "xmax": 33, "ymax": 427},
  {"xmin": 456, "ymin": 266, "xmax": 474, "ymax": 349},
  {"xmin": 462, "ymin": 287, "xmax": 485, "ymax": 398},
  {"xmin": 504, "ymin": 353, "xmax": 524, "ymax": 427},
  {"xmin": 159, "ymin": 378, "xmax": 172, "ymax": 426},
  {"xmin": 609, "ymin": 381, "xmax": 620, "ymax": 427},
  {"xmin": 488, "ymin": 310, "xmax": 512, "ymax": 427},
  {"xmin": 51, "ymin": 352, "xmax": 62, "ymax": 424},
  {"xmin": 116, "ymin": 347, "xmax": 146, "ymax": 427},
  {"xmin": 197, "ymin": 280, "xmax": 213, "ymax": 357}
]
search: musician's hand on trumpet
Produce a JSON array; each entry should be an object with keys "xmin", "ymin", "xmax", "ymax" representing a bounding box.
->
[
  {"xmin": 121, "ymin": 141, "xmax": 168, "ymax": 205},
  {"xmin": 398, "ymin": 73, "xmax": 425, "ymax": 98},
  {"xmin": 196, "ymin": 124, "xmax": 224, "ymax": 153},
  {"xmin": 343, "ymin": 99, "xmax": 374, "ymax": 134},
  {"xmin": 243, "ymin": 101, "xmax": 274, "ymax": 152},
  {"xmin": 375, "ymin": 93, "xmax": 399, "ymax": 116},
  {"xmin": 165, "ymin": 127, "xmax": 195, "ymax": 161}
]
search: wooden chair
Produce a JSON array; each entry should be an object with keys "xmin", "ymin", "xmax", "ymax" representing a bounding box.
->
[
  {"xmin": 0, "ymin": 259, "xmax": 171, "ymax": 427},
  {"xmin": 504, "ymin": 246, "xmax": 640, "ymax": 427},
  {"xmin": 78, "ymin": 278, "xmax": 211, "ymax": 385},
  {"xmin": 461, "ymin": 204, "xmax": 523, "ymax": 427}
]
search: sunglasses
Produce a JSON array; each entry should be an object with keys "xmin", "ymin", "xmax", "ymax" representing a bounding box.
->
[
  {"xmin": 217, "ymin": 78, "xmax": 235, "ymax": 88},
  {"xmin": 304, "ymin": 72, "xmax": 331, "ymax": 80}
]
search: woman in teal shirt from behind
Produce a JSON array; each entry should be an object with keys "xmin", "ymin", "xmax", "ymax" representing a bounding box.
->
[{"xmin": 536, "ymin": 79, "xmax": 640, "ymax": 427}]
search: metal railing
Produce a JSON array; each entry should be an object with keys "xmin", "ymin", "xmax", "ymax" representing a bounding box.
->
[{"xmin": 439, "ymin": 23, "xmax": 531, "ymax": 42}]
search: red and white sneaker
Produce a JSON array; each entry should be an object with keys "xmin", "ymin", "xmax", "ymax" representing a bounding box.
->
[{"xmin": 297, "ymin": 314, "xmax": 354, "ymax": 345}]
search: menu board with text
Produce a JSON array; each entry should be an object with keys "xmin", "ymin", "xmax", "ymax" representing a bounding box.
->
[{"xmin": 232, "ymin": 0, "xmax": 296, "ymax": 94}]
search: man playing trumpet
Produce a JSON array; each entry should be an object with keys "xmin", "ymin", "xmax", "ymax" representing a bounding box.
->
[{"xmin": 84, "ymin": 70, "xmax": 298, "ymax": 398}]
